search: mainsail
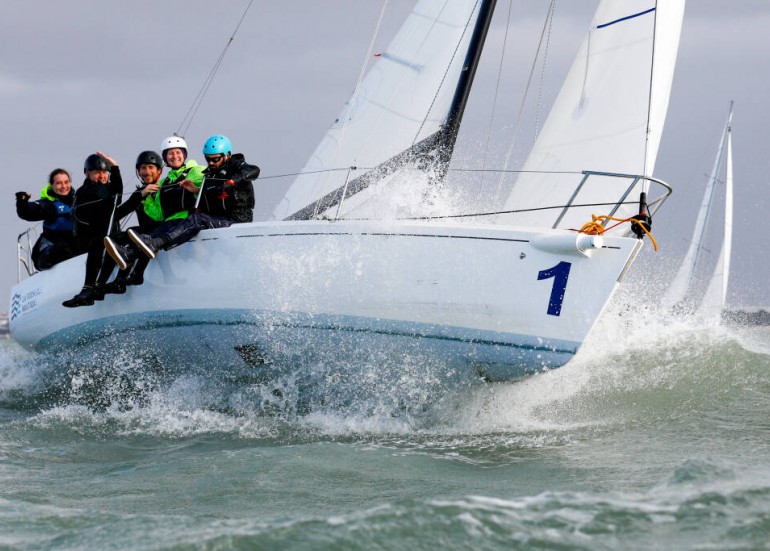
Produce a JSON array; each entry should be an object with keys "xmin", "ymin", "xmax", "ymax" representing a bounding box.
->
[
  {"xmin": 501, "ymin": 1, "xmax": 685, "ymax": 232},
  {"xmin": 272, "ymin": 0, "xmax": 493, "ymax": 221}
]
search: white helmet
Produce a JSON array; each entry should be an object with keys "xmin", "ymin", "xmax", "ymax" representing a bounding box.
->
[
  {"xmin": 160, "ymin": 135, "xmax": 188, "ymax": 163},
  {"xmin": 161, "ymin": 135, "xmax": 187, "ymax": 152}
]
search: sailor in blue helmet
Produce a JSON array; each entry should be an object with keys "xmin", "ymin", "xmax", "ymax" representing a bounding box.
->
[
  {"xmin": 106, "ymin": 135, "xmax": 259, "ymax": 266},
  {"xmin": 194, "ymin": 134, "xmax": 257, "ymax": 223}
]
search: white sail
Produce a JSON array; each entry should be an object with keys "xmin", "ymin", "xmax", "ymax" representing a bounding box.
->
[
  {"xmin": 662, "ymin": 103, "xmax": 733, "ymax": 311},
  {"xmin": 698, "ymin": 111, "xmax": 734, "ymax": 320},
  {"xmin": 272, "ymin": 0, "xmax": 482, "ymax": 221},
  {"xmin": 501, "ymin": 1, "xmax": 685, "ymax": 231}
]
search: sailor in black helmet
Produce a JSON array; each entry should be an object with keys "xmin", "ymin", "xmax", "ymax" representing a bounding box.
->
[
  {"xmin": 62, "ymin": 152, "xmax": 123, "ymax": 307},
  {"xmin": 98, "ymin": 150, "xmax": 164, "ymax": 295}
]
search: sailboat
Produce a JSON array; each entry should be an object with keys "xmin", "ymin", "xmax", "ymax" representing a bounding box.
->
[
  {"xmin": 9, "ymin": 1, "xmax": 686, "ymax": 382},
  {"xmin": 661, "ymin": 102, "xmax": 733, "ymax": 320}
]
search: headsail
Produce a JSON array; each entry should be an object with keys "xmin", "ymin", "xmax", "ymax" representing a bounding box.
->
[
  {"xmin": 500, "ymin": 1, "xmax": 685, "ymax": 232},
  {"xmin": 662, "ymin": 103, "xmax": 734, "ymax": 312},
  {"xmin": 272, "ymin": 0, "xmax": 492, "ymax": 221}
]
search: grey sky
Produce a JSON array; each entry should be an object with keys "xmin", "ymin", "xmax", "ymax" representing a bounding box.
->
[{"xmin": 2, "ymin": 1, "xmax": 769, "ymax": 308}]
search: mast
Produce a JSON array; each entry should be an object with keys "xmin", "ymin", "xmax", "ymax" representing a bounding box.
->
[
  {"xmin": 691, "ymin": 103, "xmax": 733, "ymax": 271},
  {"xmin": 435, "ymin": 0, "xmax": 498, "ymax": 171},
  {"xmin": 723, "ymin": 111, "xmax": 734, "ymax": 306}
]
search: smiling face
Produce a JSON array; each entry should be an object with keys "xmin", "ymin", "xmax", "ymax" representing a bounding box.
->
[
  {"xmin": 138, "ymin": 163, "xmax": 161, "ymax": 185},
  {"xmin": 165, "ymin": 148, "xmax": 185, "ymax": 169},
  {"xmin": 50, "ymin": 172, "xmax": 71, "ymax": 195},
  {"xmin": 87, "ymin": 169, "xmax": 109, "ymax": 184}
]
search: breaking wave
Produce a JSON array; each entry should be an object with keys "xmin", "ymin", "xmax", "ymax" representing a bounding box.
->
[{"xmin": 1, "ymin": 291, "xmax": 768, "ymax": 447}]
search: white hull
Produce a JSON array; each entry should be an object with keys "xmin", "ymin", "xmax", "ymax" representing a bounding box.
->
[{"xmin": 10, "ymin": 221, "xmax": 641, "ymax": 381}]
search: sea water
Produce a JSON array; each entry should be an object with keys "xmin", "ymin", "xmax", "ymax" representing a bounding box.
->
[{"xmin": 1, "ymin": 303, "xmax": 769, "ymax": 550}]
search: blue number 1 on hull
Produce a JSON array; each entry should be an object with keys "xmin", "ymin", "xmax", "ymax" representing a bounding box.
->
[{"xmin": 537, "ymin": 261, "xmax": 572, "ymax": 316}]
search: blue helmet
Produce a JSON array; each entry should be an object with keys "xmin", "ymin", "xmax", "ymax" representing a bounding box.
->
[{"xmin": 202, "ymin": 135, "xmax": 232, "ymax": 156}]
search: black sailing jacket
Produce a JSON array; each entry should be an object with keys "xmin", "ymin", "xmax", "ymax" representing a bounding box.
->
[{"xmin": 200, "ymin": 153, "xmax": 259, "ymax": 223}]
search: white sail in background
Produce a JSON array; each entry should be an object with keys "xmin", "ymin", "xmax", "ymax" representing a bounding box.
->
[
  {"xmin": 272, "ymin": 0, "xmax": 481, "ymax": 221},
  {"xmin": 662, "ymin": 103, "xmax": 734, "ymax": 312},
  {"xmin": 501, "ymin": 1, "xmax": 685, "ymax": 231},
  {"xmin": 698, "ymin": 112, "xmax": 734, "ymax": 320}
]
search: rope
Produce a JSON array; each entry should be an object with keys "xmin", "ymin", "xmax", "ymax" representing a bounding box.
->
[
  {"xmin": 577, "ymin": 214, "xmax": 658, "ymax": 251},
  {"xmin": 479, "ymin": 0, "xmax": 514, "ymax": 185},
  {"xmin": 534, "ymin": 0, "xmax": 557, "ymax": 138},
  {"xmin": 413, "ymin": 2, "xmax": 477, "ymax": 144},
  {"xmin": 176, "ymin": 0, "xmax": 255, "ymax": 137},
  {"xmin": 494, "ymin": 0, "xmax": 558, "ymax": 199}
]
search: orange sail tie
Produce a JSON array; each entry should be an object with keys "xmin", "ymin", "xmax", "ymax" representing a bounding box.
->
[{"xmin": 577, "ymin": 214, "xmax": 658, "ymax": 251}]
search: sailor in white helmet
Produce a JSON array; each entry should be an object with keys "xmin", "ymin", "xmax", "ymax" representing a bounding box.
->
[{"xmin": 103, "ymin": 135, "xmax": 204, "ymax": 280}]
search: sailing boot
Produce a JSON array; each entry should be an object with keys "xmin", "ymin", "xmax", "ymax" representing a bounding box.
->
[
  {"xmin": 62, "ymin": 284, "xmax": 105, "ymax": 308},
  {"xmin": 128, "ymin": 229, "xmax": 167, "ymax": 259},
  {"xmin": 103, "ymin": 277, "xmax": 128, "ymax": 295},
  {"xmin": 104, "ymin": 236, "xmax": 135, "ymax": 271},
  {"xmin": 126, "ymin": 271, "xmax": 144, "ymax": 286},
  {"xmin": 126, "ymin": 257, "xmax": 149, "ymax": 286}
]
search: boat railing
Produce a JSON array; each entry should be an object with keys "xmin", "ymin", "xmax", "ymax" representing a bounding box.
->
[
  {"xmin": 551, "ymin": 170, "xmax": 672, "ymax": 230},
  {"xmin": 261, "ymin": 166, "xmax": 674, "ymax": 228},
  {"xmin": 16, "ymin": 227, "xmax": 39, "ymax": 282}
]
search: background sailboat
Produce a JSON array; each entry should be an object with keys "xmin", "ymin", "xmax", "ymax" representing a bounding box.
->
[
  {"xmin": 661, "ymin": 102, "xmax": 734, "ymax": 319},
  {"xmin": 698, "ymin": 105, "xmax": 734, "ymax": 321}
]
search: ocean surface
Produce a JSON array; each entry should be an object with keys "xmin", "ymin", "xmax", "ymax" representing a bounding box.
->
[{"xmin": 1, "ymin": 304, "xmax": 769, "ymax": 550}]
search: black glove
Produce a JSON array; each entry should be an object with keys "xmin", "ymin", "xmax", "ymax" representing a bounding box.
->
[
  {"xmin": 239, "ymin": 162, "xmax": 260, "ymax": 182},
  {"xmin": 15, "ymin": 191, "xmax": 30, "ymax": 202}
]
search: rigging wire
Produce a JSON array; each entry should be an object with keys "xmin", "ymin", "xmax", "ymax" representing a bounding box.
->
[
  {"xmin": 335, "ymin": 199, "xmax": 652, "ymax": 222},
  {"xmin": 413, "ymin": 2, "xmax": 477, "ymax": 147},
  {"xmin": 479, "ymin": 0, "xmax": 514, "ymax": 186},
  {"xmin": 312, "ymin": 0, "xmax": 390, "ymax": 218},
  {"xmin": 534, "ymin": 0, "xmax": 557, "ymax": 139},
  {"xmin": 175, "ymin": 0, "xmax": 255, "ymax": 138},
  {"xmin": 493, "ymin": 0, "xmax": 557, "ymax": 200}
]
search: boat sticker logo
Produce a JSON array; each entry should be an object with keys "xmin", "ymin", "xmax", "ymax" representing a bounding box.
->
[{"xmin": 11, "ymin": 287, "xmax": 42, "ymax": 320}]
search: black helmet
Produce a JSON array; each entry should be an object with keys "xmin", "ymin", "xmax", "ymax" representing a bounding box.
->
[
  {"xmin": 84, "ymin": 153, "xmax": 110, "ymax": 172},
  {"xmin": 135, "ymin": 150, "xmax": 163, "ymax": 170}
]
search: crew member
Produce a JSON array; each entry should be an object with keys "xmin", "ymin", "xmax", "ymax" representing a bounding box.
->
[
  {"xmin": 15, "ymin": 168, "xmax": 79, "ymax": 270},
  {"xmin": 62, "ymin": 152, "xmax": 123, "ymax": 307}
]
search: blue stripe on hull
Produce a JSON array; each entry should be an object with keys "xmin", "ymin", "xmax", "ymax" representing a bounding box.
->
[{"xmin": 36, "ymin": 309, "xmax": 579, "ymax": 382}]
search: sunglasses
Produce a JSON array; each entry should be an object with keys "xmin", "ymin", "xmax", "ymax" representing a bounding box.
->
[{"xmin": 205, "ymin": 155, "xmax": 225, "ymax": 164}]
